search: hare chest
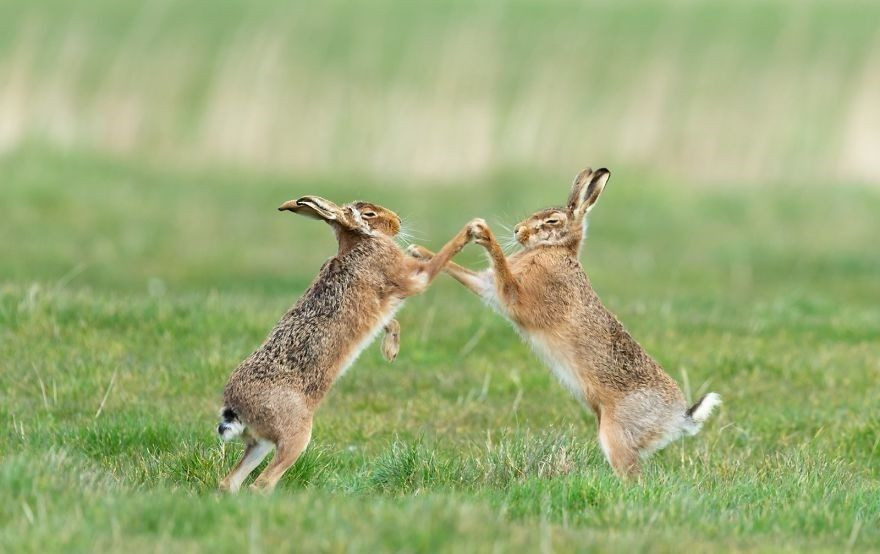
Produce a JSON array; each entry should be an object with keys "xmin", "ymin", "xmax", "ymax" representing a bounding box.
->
[
  {"xmin": 477, "ymin": 269, "xmax": 588, "ymax": 406},
  {"xmin": 335, "ymin": 299, "xmax": 403, "ymax": 381},
  {"xmin": 523, "ymin": 332, "xmax": 587, "ymax": 404}
]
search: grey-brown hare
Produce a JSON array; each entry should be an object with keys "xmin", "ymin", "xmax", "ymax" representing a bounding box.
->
[
  {"xmin": 409, "ymin": 169, "xmax": 720, "ymax": 478},
  {"xmin": 218, "ymin": 196, "xmax": 474, "ymax": 492}
]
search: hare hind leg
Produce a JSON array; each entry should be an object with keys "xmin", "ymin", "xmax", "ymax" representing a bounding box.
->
[
  {"xmin": 220, "ymin": 437, "xmax": 273, "ymax": 493},
  {"xmin": 598, "ymin": 418, "xmax": 641, "ymax": 479},
  {"xmin": 250, "ymin": 420, "xmax": 313, "ymax": 492}
]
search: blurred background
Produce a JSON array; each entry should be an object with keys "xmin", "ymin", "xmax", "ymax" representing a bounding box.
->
[
  {"xmin": 2, "ymin": 0, "xmax": 880, "ymax": 184},
  {"xmin": 1, "ymin": 0, "xmax": 879, "ymax": 296}
]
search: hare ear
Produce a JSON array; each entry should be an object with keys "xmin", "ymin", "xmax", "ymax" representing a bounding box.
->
[
  {"xmin": 567, "ymin": 168, "xmax": 593, "ymax": 211},
  {"xmin": 574, "ymin": 168, "xmax": 610, "ymax": 217},
  {"xmin": 279, "ymin": 196, "xmax": 342, "ymax": 221},
  {"xmin": 280, "ymin": 196, "xmax": 368, "ymax": 233}
]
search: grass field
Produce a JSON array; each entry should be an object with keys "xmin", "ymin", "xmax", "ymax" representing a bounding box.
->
[
  {"xmin": 1, "ymin": 149, "xmax": 879, "ymax": 552},
  {"xmin": 2, "ymin": 0, "xmax": 880, "ymax": 551}
]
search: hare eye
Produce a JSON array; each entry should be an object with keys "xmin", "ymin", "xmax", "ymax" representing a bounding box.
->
[
  {"xmin": 362, "ymin": 211, "xmax": 377, "ymax": 218},
  {"xmin": 546, "ymin": 218, "xmax": 559, "ymax": 225}
]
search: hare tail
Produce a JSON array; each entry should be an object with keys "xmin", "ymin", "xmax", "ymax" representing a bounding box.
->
[
  {"xmin": 217, "ymin": 407, "xmax": 245, "ymax": 441},
  {"xmin": 683, "ymin": 392, "xmax": 722, "ymax": 436}
]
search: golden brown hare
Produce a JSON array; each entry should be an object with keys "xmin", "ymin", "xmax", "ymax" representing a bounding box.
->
[
  {"xmin": 409, "ymin": 169, "xmax": 720, "ymax": 478},
  {"xmin": 218, "ymin": 196, "xmax": 474, "ymax": 492}
]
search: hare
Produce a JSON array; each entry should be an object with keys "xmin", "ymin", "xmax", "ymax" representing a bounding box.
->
[
  {"xmin": 217, "ymin": 196, "xmax": 474, "ymax": 492},
  {"xmin": 408, "ymin": 169, "xmax": 720, "ymax": 478}
]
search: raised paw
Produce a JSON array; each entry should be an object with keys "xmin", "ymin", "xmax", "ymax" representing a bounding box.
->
[
  {"xmin": 467, "ymin": 218, "xmax": 491, "ymax": 245},
  {"xmin": 381, "ymin": 319, "xmax": 401, "ymax": 362},
  {"xmin": 406, "ymin": 244, "xmax": 432, "ymax": 260}
]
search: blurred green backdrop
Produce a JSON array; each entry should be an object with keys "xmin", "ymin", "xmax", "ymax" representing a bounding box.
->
[{"xmin": 2, "ymin": 0, "xmax": 880, "ymax": 184}]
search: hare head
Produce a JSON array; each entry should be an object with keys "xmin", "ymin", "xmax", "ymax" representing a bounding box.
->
[
  {"xmin": 512, "ymin": 168, "xmax": 610, "ymax": 250},
  {"xmin": 348, "ymin": 201, "xmax": 402, "ymax": 237},
  {"xmin": 279, "ymin": 196, "xmax": 401, "ymax": 237}
]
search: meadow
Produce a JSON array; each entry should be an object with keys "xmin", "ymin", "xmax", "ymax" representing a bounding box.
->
[
  {"xmin": 2, "ymin": 0, "xmax": 880, "ymax": 551},
  {"xmin": 1, "ymin": 149, "xmax": 878, "ymax": 552}
]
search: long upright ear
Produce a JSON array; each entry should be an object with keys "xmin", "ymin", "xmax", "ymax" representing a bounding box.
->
[
  {"xmin": 572, "ymin": 168, "xmax": 610, "ymax": 219},
  {"xmin": 567, "ymin": 168, "xmax": 593, "ymax": 212}
]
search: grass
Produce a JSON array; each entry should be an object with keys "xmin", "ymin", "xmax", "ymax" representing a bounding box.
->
[{"xmin": 1, "ymin": 149, "xmax": 879, "ymax": 552}]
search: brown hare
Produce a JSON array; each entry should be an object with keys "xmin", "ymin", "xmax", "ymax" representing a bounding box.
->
[
  {"xmin": 218, "ymin": 196, "xmax": 475, "ymax": 492},
  {"xmin": 408, "ymin": 169, "xmax": 720, "ymax": 478}
]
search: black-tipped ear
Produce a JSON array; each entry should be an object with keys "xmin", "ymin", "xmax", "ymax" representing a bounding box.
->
[
  {"xmin": 567, "ymin": 167, "xmax": 593, "ymax": 211},
  {"xmin": 278, "ymin": 196, "xmax": 340, "ymax": 221},
  {"xmin": 575, "ymin": 168, "xmax": 610, "ymax": 217}
]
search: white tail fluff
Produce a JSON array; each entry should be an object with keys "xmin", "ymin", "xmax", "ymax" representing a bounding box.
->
[
  {"xmin": 217, "ymin": 407, "xmax": 245, "ymax": 441},
  {"xmin": 691, "ymin": 392, "xmax": 722, "ymax": 422},
  {"xmin": 683, "ymin": 392, "xmax": 721, "ymax": 436}
]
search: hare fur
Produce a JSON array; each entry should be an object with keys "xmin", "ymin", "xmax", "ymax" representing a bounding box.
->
[
  {"xmin": 409, "ymin": 169, "xmax": 721, "ymax": 478},
  {"xmin": 218, "ymin": 196, "xmax": 474, "ymax": 492}
]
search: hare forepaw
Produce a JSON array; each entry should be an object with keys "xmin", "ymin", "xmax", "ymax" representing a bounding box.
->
[
  {"xmin": 405, "ymin": 244, "xmax": 432, "ymax": 260},
  {"xmin": 381, "ymin": 319, "xmax": 401, "ymax": 362},
  {"xmin": 467, "ymin": 218, "xmax": 491, "ymax": 245}
]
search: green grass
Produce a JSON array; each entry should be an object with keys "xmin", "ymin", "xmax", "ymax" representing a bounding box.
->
[{"xmin": 1, "ymin": 149, "xmax": 879, "ymax": 552}]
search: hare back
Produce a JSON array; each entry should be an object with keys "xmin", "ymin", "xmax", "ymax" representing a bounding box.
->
[
  {"xmin": 502, "ymin": 248, "xmax": 683, "ymax": 396},
  {"xmin": 224, "ymin": 239, "xmax": 403, "ymax": 408}
]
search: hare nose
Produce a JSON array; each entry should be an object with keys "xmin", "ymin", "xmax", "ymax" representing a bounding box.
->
[{"xmin": 514, "ymin": 225, "xmax": 522, "ymax": 234}]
